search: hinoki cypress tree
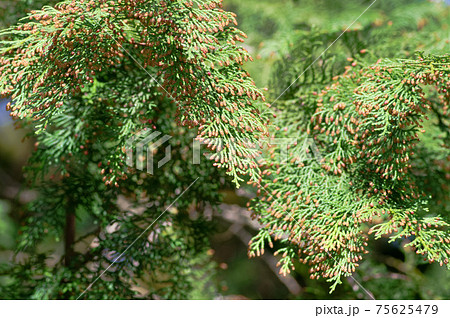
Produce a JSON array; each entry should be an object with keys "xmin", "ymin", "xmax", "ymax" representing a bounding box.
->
[
  {"xmin": 1, "ymin": 0, "xmax": 449, "ymax": 299},
  {"xmin": 0, "ymin": 0, "xmax": 269, "ymax": 299}
]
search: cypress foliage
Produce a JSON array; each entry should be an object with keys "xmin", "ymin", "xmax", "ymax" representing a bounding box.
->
[
  {"xmin": 248, "ymin": 13, "xmax": 450, "ymax": 291},
  {"xmin": 249, "ymin": 53, "xmax": 450, "ymax": 291},
  {"xmin": 0, "ymin": 0, "xmax": 268, "ymax": 299},
  {"xmin": 1, "ymin": 0, "xmax": 449, "ymax": 299}
]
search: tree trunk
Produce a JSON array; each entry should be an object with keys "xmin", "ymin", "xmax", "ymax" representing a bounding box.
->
[{"xmin": 64, "ymin": 201, "xmax": 76, "ymax": 267}]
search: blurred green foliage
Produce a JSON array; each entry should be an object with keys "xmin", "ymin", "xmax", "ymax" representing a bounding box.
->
[{"xmin": 224, "ymin": 0, "xmax": 449, "ymax": 86}]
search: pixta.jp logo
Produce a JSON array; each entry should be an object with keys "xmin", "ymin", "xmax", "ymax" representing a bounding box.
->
[
  {"xmin": 125, "ymin": 129, "xmax": 323, "ymax": 174},
  {"xmin": 125, "ymin": 129, "xmax": 172, "ymax": 174}
]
